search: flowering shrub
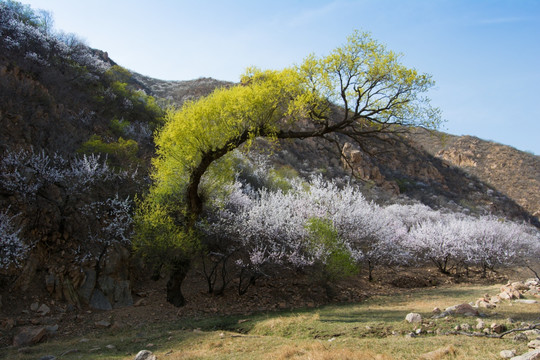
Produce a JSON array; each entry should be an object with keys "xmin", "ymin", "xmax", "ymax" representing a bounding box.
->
[
  {"xmin": 0, "ymin": 1, "xmax": 111, "ymax": 74},
  {"xmin": 82, "ymin": 194, "xmax": 133, "ymax": 247},
  {"xmin": 0, "ymin": 209, "xmax": 27, "ymax": 270},
  {"xmin": 201, "ymin": 161, "xmax": 540, "ymax": 293},
  {"xmin": 405, "ymin": 213, "xmax": 539, "ymax": 275},
  {"xmin": 0, "ymin": 149, "xmax": 64, "ymax": 197},
  {"xmin": 0, "ymin": 149, "xmax": 134, "ymax": 197}
]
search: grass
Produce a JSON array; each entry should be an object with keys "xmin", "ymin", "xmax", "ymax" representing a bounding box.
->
[{"xmin": 3, "ymin": 284, "xmax": 539, "ymax": 360}]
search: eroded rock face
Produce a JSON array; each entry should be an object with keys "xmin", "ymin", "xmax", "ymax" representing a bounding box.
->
[
  {"xmin": 436, "ymin": 148, "xmax": 478, "ymax": 168},
  {"xmin": 341, "ymin": 142, "xmax": 399, "ymax": 194}
]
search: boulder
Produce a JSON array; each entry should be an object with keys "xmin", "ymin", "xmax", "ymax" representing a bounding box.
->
[
  {"xmin": 95, "ymin": 320, "xmax": 111, "ymax": 328},
  {"xmin": 37, "ymin": 303, "xmax": 51, "ymax": 316},
  {"xmin": 89, "ymin": 289, "xmax": 112, "ymax": 311},
  {"xmin": 529, "ymin": 340, "xmax": 540, "ymax": 349},
  {"xmin": 476, "ymin": 299, "xmax": 496, "ymax": 309},
  {"xmin": 476, "ymin": 319, "xmax": 485, "ymax": 330},
  {"xmin": 500, "ymin": 285, "xmax": 523, "ymax": 300},
  {"xmin": 491, "ymin": 323, "xmax": 508, "ymax": 334},
  {"xmin": 13, "ymin": 326, "xmax": 47, "ymax": 347},
  {"xmin": 77, "ymin": 269, "xmax": 96, "ymax": 305},
  {"xmin": 514, "ymin": 333, "xmax": 529, "ymax": 342},
  {"xmin": 510, "ymin": 349, "xmax": 540, "ymax": 360},
  {"xmin": 113, "ymin": 280, "xmax": 133, "ymax": 308},
  {"xmin": 405, "ymin": 313, "xmax": 422, "ymax": 323},
  {"xmin": 453, "ymin": 303, "xmax": 479, "ymax": 317},
  {"xmin": 501, "ymin": 350, "xmax": 517, "ymax": 359},
  {"xmin": 512, "ymin": 282, "xmax": 530, "ymax": 291},
  {"xmin": 134, "ymin": 350, "xmax": 157, "ymax": 360}
]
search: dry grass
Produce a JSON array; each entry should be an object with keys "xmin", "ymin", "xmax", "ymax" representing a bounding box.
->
[{"xmin": 3, "ymin": 283, "xmax": 538, "ymax": 360}]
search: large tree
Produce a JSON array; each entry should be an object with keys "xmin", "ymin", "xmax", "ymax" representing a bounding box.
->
[{"xmin": 135, "ymin": 31, "xmax": 442, "ymax": 306}]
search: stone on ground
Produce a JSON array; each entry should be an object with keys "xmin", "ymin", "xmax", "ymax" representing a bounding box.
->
[{"xmin": 405, "ymin": 312, "xmax": 422, "ymax": 323}]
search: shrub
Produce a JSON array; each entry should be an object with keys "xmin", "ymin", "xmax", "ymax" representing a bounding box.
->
[
  {"xmin": 78, "ymin": 135, "xmax": 139, "ymax": 167},
  {"xmin": 0, "ymin": 208, "xmax": 27, "ymax": 270}
]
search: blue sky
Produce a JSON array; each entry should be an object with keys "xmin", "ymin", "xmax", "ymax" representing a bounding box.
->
[{"xmin": 20, "ymin": 0, "xmax": 540, "ymax": 154}]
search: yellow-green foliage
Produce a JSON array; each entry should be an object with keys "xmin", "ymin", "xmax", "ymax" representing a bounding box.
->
[
  {"xmin": 102, "ymin": 65, "xmax": 164, "ymax": 127},
  {"xmin": 151, "ymin": 67, "xmax": 321, "ymax": 204},
  {"xmin": 105, "ymin": 65, "xmax": 131, "ymax": 83},
  {"xmin": 133, "ymin": 196, "xmax": 200, "ymax": 263},
  {"xmin": 79, "ymin": 135, "xmax": 139, "ymax": 166},
  {"xmin": 268, "ymin": 165, "xmax": 299, "ymax": 192},
  {"xmin": 306, "ymin": 218, "xmax": 358, "ymax": 279},
  {"xmin": 109, "ymin": 118, "xmax": 130, "ymax": 137}
]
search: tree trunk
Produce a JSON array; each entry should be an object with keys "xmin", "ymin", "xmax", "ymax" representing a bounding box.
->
[{"xmin": 166, "ymin": 257, "xmax": 190, "ymax": 307}]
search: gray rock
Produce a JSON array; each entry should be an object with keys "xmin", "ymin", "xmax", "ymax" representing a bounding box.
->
[
  {"xmin": 405, "ymin": 312, "xmax": 422, "ymax": 323},
  {"xmin": 98, "ymin": 275, "xmax": 116, "ymax": 299},
  {"xmin": 89, "ymin": 289, "xmax": 112, "ymax": 311},
  {"xmin": 515, "ymin": 300, "xmax": 538, "ymax": 304},
  {"xmin": 37, "ymin": 304, "xmax": 51, "ymax": 316},
  {"xmin": 453, "ymin": 303, "xmax": 480, "ymax": 317},
  {"xmin": 77, "ymin": 269, "xmax": 96, "ymax": 304},
  {"xmin": 13, "ymin": 326, "xmax": 47, "ymax": 347},
  {"xmin": 113, "ymin": 280, "xmax": 133, "ymax": 308},
  {"xmin": 134, "ymin": 350, "xmax": 157, "ymax": 360},
  {"xmin": 529, "ymin": 340, "xmax": 540, "ymax": 349},
  {"xmin": 476, "ymin": 319, "xmax": 486, "ymax": 329},
  {"xmin": 45, "ymin": 274, "xmax": 56, "ymax": 295},
  {"xmin": 514, "ymin": 333, "xmax": 529, "ymax": 342},
  {"xmin": 510, "ymin": 348, "xmax": 540, "ymax": 360},
  {"xmin": 95, "ymin": 320, "xmax": 111, "ymax": 328},
  {"xmin": 45, "ymin": 324, "xmax": 59, "ymax": 334},
  {"xmin": 501, "ymin": 350, "xmax": 516, "ymax": 359},
  {"xmin": 30, "ymin": 302, "xmax": 39, "ymax": 311}
]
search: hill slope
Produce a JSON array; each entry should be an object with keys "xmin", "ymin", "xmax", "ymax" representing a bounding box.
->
[{"xmin": 410, "ymin": 130, "xmax": 540, "ymax": 219}]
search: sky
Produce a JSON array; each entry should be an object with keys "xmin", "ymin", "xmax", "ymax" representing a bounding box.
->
[{"xmin": 19, "ymin": 0, "xmax": 540, "ymax": 155}]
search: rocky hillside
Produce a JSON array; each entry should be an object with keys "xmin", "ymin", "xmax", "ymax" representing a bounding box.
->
[
  {"xmin": 0, "ymin": 2, "xmax": 163, "ymax": 313},
  {"xmin": 410, "ymin": 129, "xmax": 540, "ymax": 219}
]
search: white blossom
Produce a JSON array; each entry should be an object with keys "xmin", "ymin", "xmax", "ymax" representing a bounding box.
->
[{"xmin": 0, "ymin": 209, "xmax": 27, "ymax": 269}]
